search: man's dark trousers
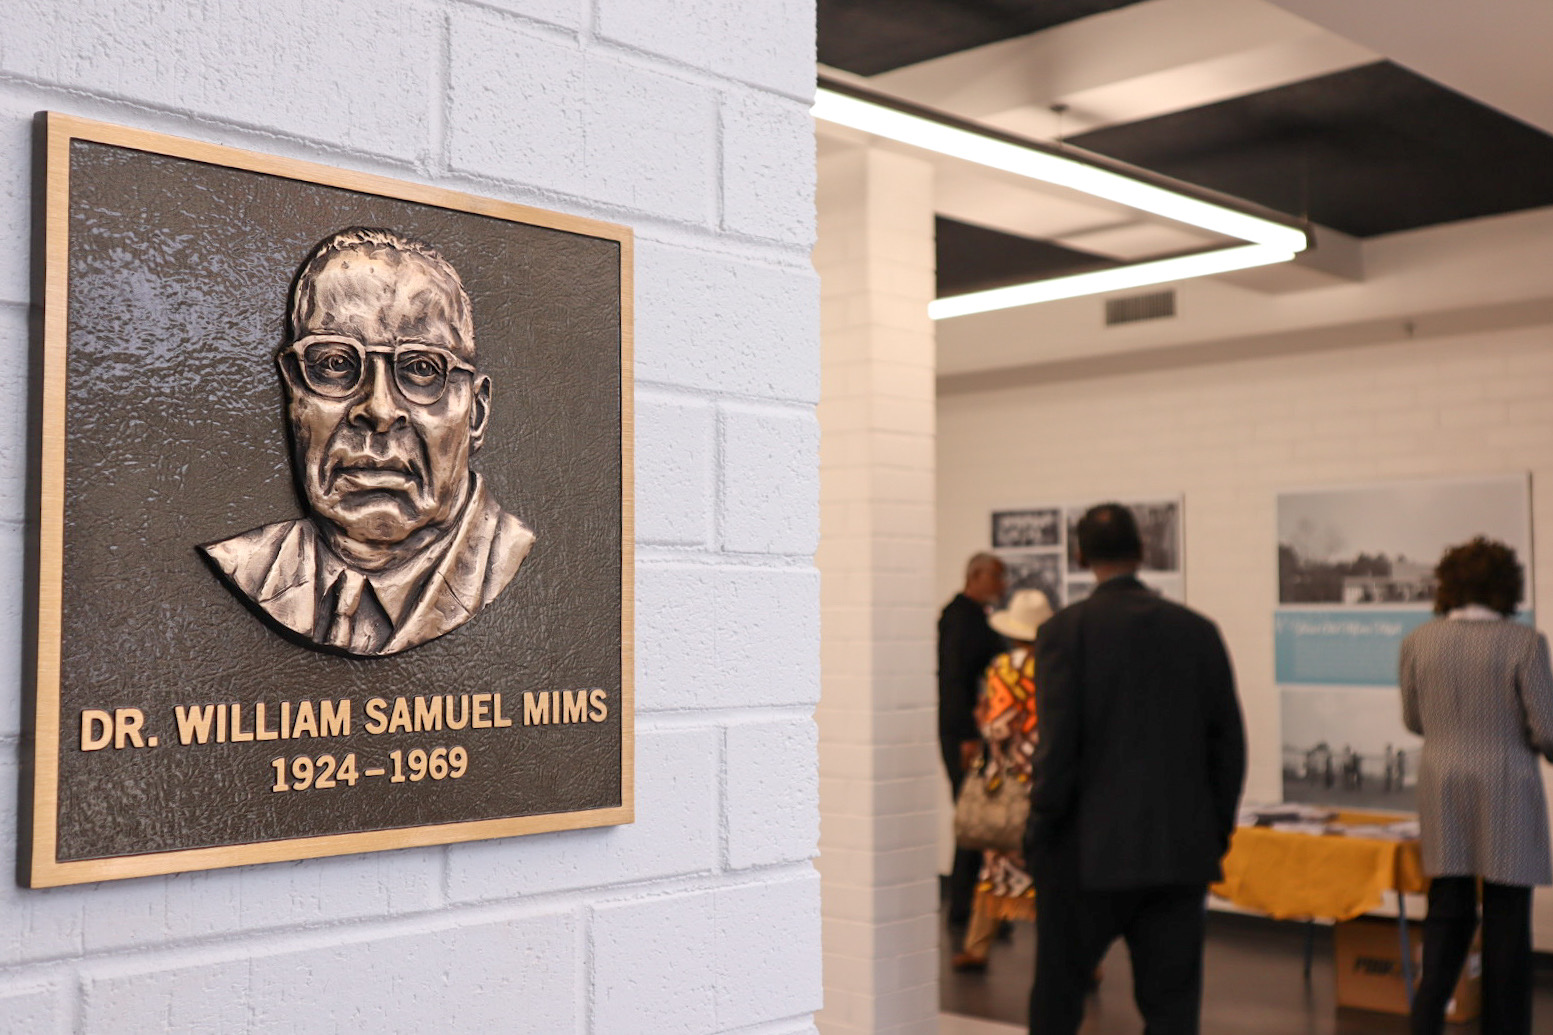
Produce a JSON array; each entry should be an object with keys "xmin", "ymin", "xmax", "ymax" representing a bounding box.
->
[
  {"xmin": 940, "ymin": 737, "xmax": 981, "ymax": 924},
  {"xmin": 1030, "ymin": 868, "xmax": 1206, "ymax": 1034},
  {"xmin": 938, "ymin": 591, "xmax": 1003, "ymax": 924}
]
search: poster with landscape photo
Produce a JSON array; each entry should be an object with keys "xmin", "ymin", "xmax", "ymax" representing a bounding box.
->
[
  {"xmin": 1279, "ymin": 477, "xmax": 1530, "ymax": 608},
  {"xmin": 1276, "ymin": 473, "xmax": 1532, "ymax": 809},
  {"xmin": 1281, "ymin": 688, "xmax": 1422, "ymax": 810}
]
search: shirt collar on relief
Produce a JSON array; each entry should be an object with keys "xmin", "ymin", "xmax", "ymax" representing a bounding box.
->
[
  {"xmin": 1447, "ymin": 604, "xmax": 1504, "ymax": 622},
  {"xmin": 313, "ymin": 479, "xmax": 479, "ymax": 628}
]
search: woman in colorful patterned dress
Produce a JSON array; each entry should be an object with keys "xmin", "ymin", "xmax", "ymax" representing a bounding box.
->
[{"xmin": 952, "ymin": 588, "xmax": 1052, "ymax": 971}]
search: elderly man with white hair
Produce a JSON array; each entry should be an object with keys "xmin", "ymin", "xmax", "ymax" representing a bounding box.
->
[{"xmin": 938, "ymin": 551, "xmax": 1008, "ymax": 926}]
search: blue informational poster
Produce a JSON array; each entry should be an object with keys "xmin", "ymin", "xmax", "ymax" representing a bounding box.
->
[
  {"xmin": 1275, "ymin": 609, "xmax": 1536, "ymax": 686},
  {"xmin": 1274, "ymin": 610, "xmax": 1434, "ymax": 687}
]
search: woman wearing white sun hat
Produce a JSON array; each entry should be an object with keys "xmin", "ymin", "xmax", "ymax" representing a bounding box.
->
[{"xmin": 952, "ymin": 588, "xmax": 1054, "ymax": 972}]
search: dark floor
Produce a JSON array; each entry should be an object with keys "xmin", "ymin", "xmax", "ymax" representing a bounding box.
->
[{"xmin": 940, "ymin": 906, "xmax": 1553, "ymax": 1033}]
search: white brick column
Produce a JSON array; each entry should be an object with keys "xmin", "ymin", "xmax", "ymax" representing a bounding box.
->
[{"xmin": 814, "ymin": 144, "xmax": 940, "ymax": 1035}]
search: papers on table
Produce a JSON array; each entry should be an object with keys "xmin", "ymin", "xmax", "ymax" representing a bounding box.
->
[
  {"xmin": 1236, "ymin": 804, "xmax": 1419, "ymax": 841},
  {"xmin": 1330, "ymin": 820, "xmax": 1420, "ymax": 841},
  {"xmin": 1239, "ymin": 803, "xmax": 1338, "ymax": 827}
]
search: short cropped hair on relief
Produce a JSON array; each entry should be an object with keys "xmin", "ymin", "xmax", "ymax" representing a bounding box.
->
[{"xmin": 289, "ymin": 226, "xmax": 477, "ymax": 357}]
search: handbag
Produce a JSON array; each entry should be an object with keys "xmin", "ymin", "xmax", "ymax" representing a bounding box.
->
[{"xmin": 953, "ymin": 760, "xmax": 1030, "ymax": 853}]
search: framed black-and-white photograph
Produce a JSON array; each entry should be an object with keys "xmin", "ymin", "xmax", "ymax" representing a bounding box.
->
[
  {"xmin": 1065, "ymin": 500, "xmax": 1182, "ymax": 576},
  {"xmin": 995, "ymin": 551, "xmax": 1064, "ymax": 609},
  {"xmin": 1281, "ymin": 687, "xmax": 1421, "ymax": 810},
  {"xmin": 991, "ymin": 507, "xmax": 1060, "ymax": 549},
  {"xmin": 1277, "ymin": 475, "xmax": 1531, "ymax": 607},
  {"xmin": 1059, "ymin": 497, "xmax": 1185, "ymax": 603},
  {"xmin": 24, "ymin": 114, "xmax": 634, "ymax": 886}
]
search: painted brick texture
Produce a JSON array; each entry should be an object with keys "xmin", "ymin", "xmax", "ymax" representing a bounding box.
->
[
  {"xmin": 80, "ymin": 912, "xmax": 580, "ymax": 1032},
  {"xmin": 3, "ymin": 0, "xmax": 439, "ymax": 162},
  {"xmin": 637, "ymin": 564, "xmax": 820, "ymax": 712},
  {"xmin": 814, "ymin": 146, "xmax": 940, "ymax": 1035},
  {"xmin": 594, "ymin": 0, "xmax": 815, "ymax": 100},
  {"xmin": 725, "ymin": 720, "xmax": 821, "ymax": 870},
  {"xmin": 0, "ymin": 0, "xmax": 820, "ymax": 1031}
]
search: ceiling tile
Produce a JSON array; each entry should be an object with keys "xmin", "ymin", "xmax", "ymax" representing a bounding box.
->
[
  {"xmin": 936, "ymin": 216, "xmax": 1117, "ymax": 297},
  {"xmin": 1069, "ymin": 61, "xmax": 1553, "ymax": 236},
  {"xmin": 818, "ymin": 0, "xmax": 1149, "ymax": 76}
]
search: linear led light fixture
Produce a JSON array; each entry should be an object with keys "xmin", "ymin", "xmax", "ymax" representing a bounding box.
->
[{"xmin": 812, "ymin": 78, "xmax": 1309, "ymax": 319}]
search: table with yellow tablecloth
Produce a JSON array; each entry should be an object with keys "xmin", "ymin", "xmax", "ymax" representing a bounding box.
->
[
  {"xmin": 1212, "ymin": 823, "xmax": 1426, "ymax": 921},
  {"xmin": 1210, "ymin": 811, "xmax": 1427, "ymax": 998}
]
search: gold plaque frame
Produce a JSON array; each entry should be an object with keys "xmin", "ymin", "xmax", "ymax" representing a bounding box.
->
[{"xmin": 23, "ymin": 113, "xmax": 635, "ymax": 887}]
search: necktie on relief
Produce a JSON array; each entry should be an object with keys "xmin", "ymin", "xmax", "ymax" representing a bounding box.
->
[{"xmin": 325, "ymin": 569, "xmax": 366, "ymax": 651}]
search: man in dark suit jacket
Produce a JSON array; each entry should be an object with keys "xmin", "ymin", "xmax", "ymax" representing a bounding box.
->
[
  {"xmin": 938, "ymin": 552, "xmax": 1007, "ymax": 925},
  {"xmin": 1026, "ymin": 504, "xmax": 1245, "ymax": 1033}
]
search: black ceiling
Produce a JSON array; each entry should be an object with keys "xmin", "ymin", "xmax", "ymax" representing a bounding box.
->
[
  {"xmin": 821, "ymin": 6, "xmax": 1553, "ymax": 292},
  {"xmin": 936, "ymin": 217, "xmax": 1115, "ymax": 297},
  {"xmin": 1069, "ymin": 61, "xmax": 1553, "ymax": 238},
  {"xmin": 818, "ymin": 0, "xmax": 1148, "ymax": 76}
]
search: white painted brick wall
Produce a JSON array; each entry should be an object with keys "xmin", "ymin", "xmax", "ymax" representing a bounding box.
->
[
  {"xmin": 721, "ymin": 403, "xmax": 822, "ymax": 554},
  {"xmin": 77, "ymin": 851, "xmax": 442, "ymax": 956},
  {"xmin": 815, "ymin": 146, "xmax": 939, "ymax": 1035},
  {"xmin": 937, "ymin": 321, "xmax": 1553, "ymax": 950},
  {"xmin": 592, "ymin": 890, "xmax": 719, "ymax": 1034},
  {"xmin": 4, "ymin": 0, "xmax": 440, "ymax": 162},
  {"xmin": 637, "ymin": 564, "xmax": 820, "ymax": 711},
  {"xmin": 444, "ymin": 727, "xmax": 722, "ymax": 899},
  {"xmin": 0, "ymin": 984, "xmax": 57, "ymax": 1034},
  {"xmin": 461, "ymin": 0, "xmax": 583, "ymax": 31},
  {"xmin": 721, "ymin": 90, "xmax": 817, "ymax": 243},
  {"xmin": 594, "ymin": 0, "xmax": 815, "ymax": 99},
  {"xmin": 725, "ymin": 720, "xmax": 821, "ymax": 869},
  {"xmin": 637, "ymin": 390, "xmax": 718, "ymax": 546},
  {"xmin": 447, "ymin": 14, "xmax": 589, "ymax": 190},
  {"xmin": 0, "ymin": 0, "xmax": 820, "ymax": 1030},
  {"xmin": 635, "ymin": 243, "xmax": 821, "ymax": 402},
  {"xmin": 80, "ymin": 912, "xmax": 579, "ymax": 1032},
  {"xmin": 0, "ymin": 100, "xmax": 30, "ymax": 305},
  {"xmin": 585, "ymin": 59, "xmax": 718, "ymax": 223},
  {"xmin": 713, "ymin": 874, "xmax": 824, "ymax": 1024}
]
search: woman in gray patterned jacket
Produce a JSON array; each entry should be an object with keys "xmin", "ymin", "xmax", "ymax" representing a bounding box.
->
[{"xmin": 1400, "ymin": 537, "xmax": 1553, "ymax": 1035}]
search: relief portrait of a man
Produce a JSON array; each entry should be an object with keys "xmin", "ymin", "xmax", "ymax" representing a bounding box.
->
[{"xmin": 199, "ymin": 227, "xmax": 535, "ymax": 657}]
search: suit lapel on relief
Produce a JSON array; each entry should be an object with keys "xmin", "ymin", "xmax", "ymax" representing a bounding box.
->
[
  {"xmin": 386, "ymin": 478, "xmax": 494, "ymax": 654},
  {"xmin": 253, "ymin": 520, "xmax": 321, "ymax": 638}
]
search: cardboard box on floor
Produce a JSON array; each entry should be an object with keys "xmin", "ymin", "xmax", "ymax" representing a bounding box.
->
[{"xmin": 1333, "ymin": 918, "xmax": 1480, "ymax": 1021}]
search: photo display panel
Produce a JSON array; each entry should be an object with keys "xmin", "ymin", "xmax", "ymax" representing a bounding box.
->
[
  {"xmin": 24, "ymin": 114, "xmax": 634, "ymax": 886},
  {"xmin": 989, "ymin": 498, "xmax": 1184, "ymax": 608},
  {"xmin": 1275, "ymin": 473, "xmax": 1532, "ymax": 812}
]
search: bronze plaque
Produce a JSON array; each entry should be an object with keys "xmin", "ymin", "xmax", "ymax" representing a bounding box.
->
[{"xmin": 22, "ymin": 114, "xmax": 634, "ymax": 886}]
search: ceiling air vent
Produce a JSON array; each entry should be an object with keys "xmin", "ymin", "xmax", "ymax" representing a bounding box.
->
[{"xmin": 1105, "ymin": 290, "xmax": 1176, "ymax": 326}]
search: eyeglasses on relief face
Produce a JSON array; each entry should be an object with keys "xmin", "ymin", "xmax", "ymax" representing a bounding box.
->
[{"xmin": 284, "ymin": 337, "xmax": 477, "ymax": 406}]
